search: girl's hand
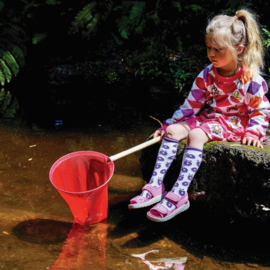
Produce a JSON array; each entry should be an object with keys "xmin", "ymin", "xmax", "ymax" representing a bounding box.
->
[
  {"xmin": 153, "ymin": 129, "xmax": 165, "ymax": 139},
  {"xmin": 242, "ymin": 136, "xmax": 263, "ymax": 148}
]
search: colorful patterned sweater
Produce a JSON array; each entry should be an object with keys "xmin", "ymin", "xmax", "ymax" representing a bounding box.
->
[{"xmin": 164, "ymin": 64, "xmax": 270, "ymax": 141}]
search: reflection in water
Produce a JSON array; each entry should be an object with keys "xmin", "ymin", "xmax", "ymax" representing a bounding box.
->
[
  {"xmin": 51, "ymin": 221, "xmax": 108, "ymax": 270},
  {"xmin": 131, "ymin": 250, "xmax": 186, "ymax": 270}
]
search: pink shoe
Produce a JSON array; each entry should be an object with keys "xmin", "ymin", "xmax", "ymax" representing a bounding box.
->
[
  {"xmin": 128, "ymin": 184, "xmax": 166, "ymax": 210},
  {"xmin": 146, "ymin": 192, "xmax": 190, "ymax": 222}
]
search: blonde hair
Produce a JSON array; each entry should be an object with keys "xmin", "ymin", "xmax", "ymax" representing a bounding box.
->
[{"xmin": 206, "ymin": 9, "xmax": 264, "ymax": 78}]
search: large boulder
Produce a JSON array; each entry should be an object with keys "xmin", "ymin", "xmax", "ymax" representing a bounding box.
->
[{"xmin": 140, "ymin": 136, "xmax": 270, "ymax": 223}]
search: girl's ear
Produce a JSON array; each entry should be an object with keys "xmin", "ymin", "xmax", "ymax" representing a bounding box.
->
[{"xmin": 237, "ymin": 45, "xmax": 244, "ymax": 55}]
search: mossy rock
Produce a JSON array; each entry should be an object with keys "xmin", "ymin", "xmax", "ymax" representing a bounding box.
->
[{"xmin": 140, "ymin": 138, "xmax": 270, "ymax": 223}]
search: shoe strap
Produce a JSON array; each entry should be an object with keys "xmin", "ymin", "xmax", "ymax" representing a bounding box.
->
[
  {"xmin": 143, "ymin": 184, "xmax": 163, "ymax": 197},
  {"xmin": 165, "ymin": 192, "xmax": 187, "ymax": 207},
  {"xmin": 151, "ymin": 203, "xmax": 168, "ymax": 216}
]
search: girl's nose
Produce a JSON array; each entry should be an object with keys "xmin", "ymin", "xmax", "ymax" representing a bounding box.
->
[{"xmin": 208, "ymin": 48, "xmax": 215, "ymax": 56}]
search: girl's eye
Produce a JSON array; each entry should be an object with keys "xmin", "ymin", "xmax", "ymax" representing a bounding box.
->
[{"xmin": 207, "ymin": 46, "xmax": 223, "ymax": 52}]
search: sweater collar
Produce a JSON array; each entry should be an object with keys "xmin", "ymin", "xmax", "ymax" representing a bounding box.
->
[{"xmin": 213, "ymin": 65, "xmax": 245, "ymax": 82}]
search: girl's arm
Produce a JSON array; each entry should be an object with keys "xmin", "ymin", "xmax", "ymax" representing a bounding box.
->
[
  {"xmin": 244, "ymin": 77, "xmax": 270, "ymax": 144},
  {"xmin": 163, "ymin": 67, "xmax": 209, "ymax": 126}
]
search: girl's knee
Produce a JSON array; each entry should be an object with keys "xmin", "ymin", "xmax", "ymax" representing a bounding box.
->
[
  {"xmin": 165, "ymin": 125, "xmax": 181, "ymax": 140},
  {"xmin": 165, "ymin": 125, "xmax": 176, "ymax": 137},
  {"xmin": 188, "ymin": 129, "xmax": 201, "ymax": 140},
  {"xmin": 187, "ymin": 128, "xmax": 209, "ymax": 148},
  {"xmin": 165, "ymin": 123, "xmax": 189, "ymax": 141}
]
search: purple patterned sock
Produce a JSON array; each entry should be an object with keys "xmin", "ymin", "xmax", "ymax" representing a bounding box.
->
[
  {"xmin": 160, "ymin": 147, "xmax": 202, "ymax": 210},
  {"xmin": 172, "ymin": 147, "xmax": 202, "ymax": 196},
  {"xmin": 141, "ymin": 136, "xmax": 179, "ymax": 198}
]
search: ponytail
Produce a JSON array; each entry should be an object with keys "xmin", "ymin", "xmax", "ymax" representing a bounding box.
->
[{"xmin": 235, "ymin": 9, "xmax": 264, "ymax": 78}]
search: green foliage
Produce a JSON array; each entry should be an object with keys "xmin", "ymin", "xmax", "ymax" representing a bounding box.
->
[
  {"xmin": 262, "ymin": 27, "xmax": 270, "ymax": 88},
  {"xmin": 0, "ymin": 3, "xmax": 27, "ymax": 85},
  {"xmin": 167, "ymin": 58, "xmax": 194, "ymax": 90},
  {"xmin": 32, "ymin": 33, "xmax": 47, "ymax": 44},
  {"xmin": 106, "ymin": 69, "xmax": 119, "ymax": 84},
  {"xmin": 263, "ymin": 28, "xmax": 270, "ymax": 48},
  {"xmin": 1, "ymin": 0, "xmax": 270, "ymax": 93},
  {"xmin": 116, "ymin": 1, "xmax": 145, "ymax": 40},
  {"xmin": 0, "ymin": 88, "xmax": 19, "ymax": 118},
  {"xmin": 70, "ymin": 1, "xmax": 113, "ymax": 38}
]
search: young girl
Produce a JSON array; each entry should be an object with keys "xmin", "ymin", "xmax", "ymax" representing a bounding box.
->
[{"xmin": 128, "ymin": 9, "xmax": 270, "ymax": 222}]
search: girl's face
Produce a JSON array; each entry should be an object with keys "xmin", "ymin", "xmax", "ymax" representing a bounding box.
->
[{"xmin": 206, "ymin": 35, "xmax": 241, "ymax": 76}]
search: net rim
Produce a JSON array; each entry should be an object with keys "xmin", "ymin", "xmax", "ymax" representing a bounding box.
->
[{"xmin": 49, "ymin": 150, "xmax": 114, "ymax": 195}]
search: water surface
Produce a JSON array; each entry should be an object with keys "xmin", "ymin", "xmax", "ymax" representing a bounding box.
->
[{"xmin": 0, "ymin": 119, "xmax": 269, "ymax": 270}]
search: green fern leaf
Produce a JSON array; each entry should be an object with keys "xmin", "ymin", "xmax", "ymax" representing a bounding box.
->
[
  {"xmin": 120, "ymin": 29, "xmax": 128, "ymax": 39},
  {"xmin": 84, "ymin": 13, "xmax": 100, "ymax": 36},
  {"xmin": 130, "ymin": 2, "xmax": 145, "ymax": 21},
  {"xmin": 101, "ymin": 1, "xmax": 114, "ymax": 21},
  {"xmin": 0, "ymin": 90, "xmax": 11, "ymax": 115},
  {"xmin": 1, "ymin": 40, "xmax": 27, "ymax": 66},
  {"xmin": 10, "ymin": 44, "xmax": 25, "ymax": 66},
  {"xmin": 2, "ymin": 24, "xmax": 27, "ymax": 45},
  {"xmin": 70, "ymin": 2, "xmax": 97, "ymax": 33},
  {"xmin": 0, "ymin": 70, "xmax": 5, "ymax": 86},
  {"xmin": 32, "ymin": 33, "xmax": 47, "ymax": 45},
  {"xmin": 117, "ymin": 15, "xmax": 130, "ymax": 39},
  {"xmin": 0, "ymin": 90, "xmax": 19, "ymax": 118},
  {"xmin": 0, "ymin": 88, "xmax": 5, "ymax": 102},
  {"xmin": 173, "ymin": 2, "xmax": 182, "ymax": 12},
  {"xmin": 0, "ymin": 59, "xmax": 11, "ymax": 85},
  {"xmin": 3, "ymin": 97, "xmax": 19, "ymax": 118},
  {"xmin": 0, "ymin": 50, "xmax": 19, "ymax": 76}
]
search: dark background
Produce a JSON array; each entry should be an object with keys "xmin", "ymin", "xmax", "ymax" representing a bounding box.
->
[{"xmin": 0, "ymin": 0, "xmax": 269, "ymax": 129}]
